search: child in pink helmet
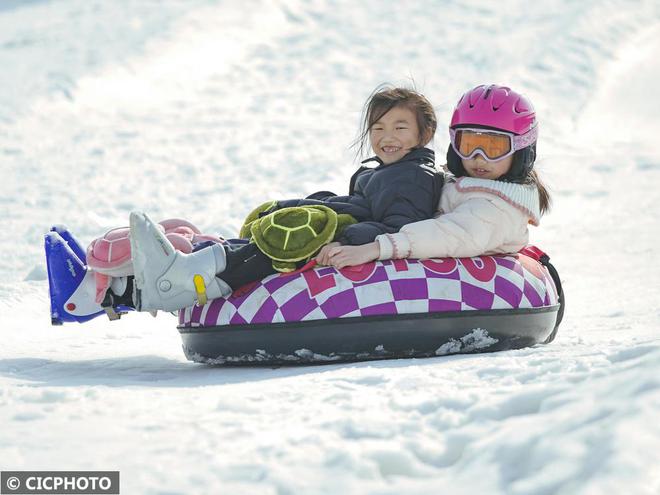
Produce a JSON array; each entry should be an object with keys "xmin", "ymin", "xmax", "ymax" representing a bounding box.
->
[{"xmin": 324, "ymin": 84, "xmax": 551, "ymax": 268}]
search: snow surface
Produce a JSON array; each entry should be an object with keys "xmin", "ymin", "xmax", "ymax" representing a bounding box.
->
[{"xmin": 2, "ymin": 1, "xmax": 660, "ymax": 493}]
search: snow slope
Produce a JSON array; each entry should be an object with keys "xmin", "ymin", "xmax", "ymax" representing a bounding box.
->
[{"xmin": 1, "ymin": 1, "xmax": 659, "ymax": 494}]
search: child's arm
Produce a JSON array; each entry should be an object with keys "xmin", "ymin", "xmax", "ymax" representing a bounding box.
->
[
  {"xmin": 328, "ymin": 199, "xmax": 520, "ymax": 268},
  {"xmin": 376, "ymin": 197, "xmax": 528, "ymax": 260},
  {"xmin": 377, "ymin": 198, "xmax": 528, "ymax": 259}
]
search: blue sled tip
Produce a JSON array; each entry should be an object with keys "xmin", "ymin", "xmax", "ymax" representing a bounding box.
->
[
  {"xmin": 45, "ymin": 230, "xmax": 104, "ymax": 324},
  {"xmin": 45, "ymin": 228, "xmax": 138, "ymax": 325}
]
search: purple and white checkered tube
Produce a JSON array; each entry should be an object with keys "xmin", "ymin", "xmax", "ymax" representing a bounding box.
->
[{"xmin": 179, "ymin": 254, "xmax": 558, "ymax": 328}]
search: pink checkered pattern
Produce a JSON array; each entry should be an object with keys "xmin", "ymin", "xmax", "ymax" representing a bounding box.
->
[{"xmin": 179, "ymin": 254, "xmax": 559, "ymax": 328}]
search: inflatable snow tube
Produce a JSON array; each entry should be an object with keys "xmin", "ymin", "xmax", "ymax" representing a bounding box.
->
[{"xmin": 177, "ymin": 247, "xmax": 564, "ymax": 365}]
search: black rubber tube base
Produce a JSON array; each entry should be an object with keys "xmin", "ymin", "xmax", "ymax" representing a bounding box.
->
[{"xmin": 178, "ymin": 306, "xmax": 561, "ymax": 366}]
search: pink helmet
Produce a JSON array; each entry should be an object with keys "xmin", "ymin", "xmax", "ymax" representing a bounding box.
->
[{"xmin": 450, "ymin": 84, "xmax": 537, "ymax": 135}]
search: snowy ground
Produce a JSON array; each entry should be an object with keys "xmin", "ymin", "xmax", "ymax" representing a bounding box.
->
[{"xmin": 2, "ymin": 1, "xmax": 660, "ymax": 494}]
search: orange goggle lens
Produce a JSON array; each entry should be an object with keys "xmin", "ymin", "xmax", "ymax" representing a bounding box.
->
[{"xmin": 455, "ymin": 130, "xmax": 512, "ymax": 160}]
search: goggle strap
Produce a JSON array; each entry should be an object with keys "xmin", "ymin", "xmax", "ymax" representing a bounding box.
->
[{"xmin": 512, "ymin": 126, "xmax": 538, "ymax": 151}]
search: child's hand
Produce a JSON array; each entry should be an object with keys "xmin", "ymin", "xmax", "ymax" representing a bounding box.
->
[
  {"xmin": 328, "ymin": 242, "xmax": 380, "ymax": 269},
  {"xmin": 315, "ymin": 242, "xmax": 342, "ymax": 266}
]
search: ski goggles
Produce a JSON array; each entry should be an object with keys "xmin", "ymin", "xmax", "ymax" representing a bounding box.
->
[{"xmin": 449, "ymin": 126, "xmax": 538, "ymax": 162}]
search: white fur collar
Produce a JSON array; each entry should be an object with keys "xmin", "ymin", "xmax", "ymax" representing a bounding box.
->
[{"xmin": 454, "ymin": 177, "xmax": 541, "ymax": 226}]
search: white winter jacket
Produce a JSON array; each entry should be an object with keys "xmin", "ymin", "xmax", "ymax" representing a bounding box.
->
[{"xmin": 375, "ymin": 177, "xmax": 541, "ymax": 260}]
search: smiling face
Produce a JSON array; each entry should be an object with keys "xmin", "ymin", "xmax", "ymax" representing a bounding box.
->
[
  {"xmin": 461, "ymin": 153, "xmax": 514, "ymax": 180},
  {"xmin": 369, "ymin": 105, "xmax": 421, "ymax": 165}
]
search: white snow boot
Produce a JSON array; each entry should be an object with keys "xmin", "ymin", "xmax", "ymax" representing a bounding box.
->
[{"xmin": 129, "ymin": 211, "xmax": 232, "ymax": 312}]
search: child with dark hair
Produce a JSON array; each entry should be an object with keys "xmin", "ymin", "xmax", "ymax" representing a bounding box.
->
[{"xmin": 113, "ymin": 86, "xmax": 444, "ymax": 313}]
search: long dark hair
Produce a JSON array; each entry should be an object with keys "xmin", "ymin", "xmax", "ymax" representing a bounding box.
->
[
  {"xmin": 446, "ymin": 143, "xmax": 551, "ymax": 215},
  {"xmin": 353, "ymin": 85, "xmax": 437, "ymax": 161}
]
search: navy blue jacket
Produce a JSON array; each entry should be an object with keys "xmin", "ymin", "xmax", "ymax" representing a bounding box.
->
[{"xmin": 276, "ymin": 147, "xmax": 443, "ymax": 245}]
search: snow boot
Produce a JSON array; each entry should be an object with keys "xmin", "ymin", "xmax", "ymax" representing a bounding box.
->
[{"xmin": 129, "ymin": 211, "xmax": 232, "ymax": 312}]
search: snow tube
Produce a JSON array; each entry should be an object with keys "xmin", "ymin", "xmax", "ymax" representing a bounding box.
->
[{"xmin": 178, "ymin": 247, "xmax": 564, "ymax": 365}]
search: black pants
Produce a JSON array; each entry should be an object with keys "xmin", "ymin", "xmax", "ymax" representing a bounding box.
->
[{"xmin": 221, "ymin": 242, "xmax": 279, "ymax": 290}]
